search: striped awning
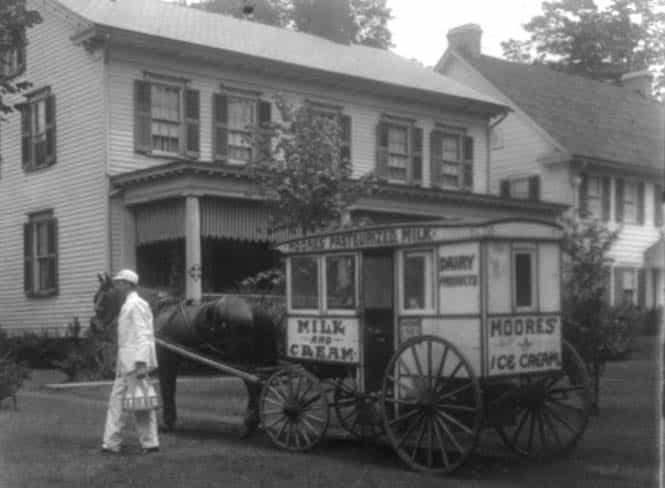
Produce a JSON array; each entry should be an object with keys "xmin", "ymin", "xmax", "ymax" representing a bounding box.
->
[
  {"xmin": 136, "ymin": 199, "xmax": 185, "ymax": 244},
  {"xmin": 644, "ymin": 237, "xmax": 665, "ymax": 269}
]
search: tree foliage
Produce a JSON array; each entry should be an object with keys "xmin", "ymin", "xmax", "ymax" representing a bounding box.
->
[
  {"xmin": 247, "ymin": 96, "xmax": 377, "ymax": 236},
  {"xmin": 0, "ymin": 0, "xmax": 42, "ymax": 116},
  {"xmin": 192, "ymin": 0, "xmax": 393, "ymax": 48},
  {"xmin": 502, "ymin": 0, "xmax": 665, "ymax": 93}
]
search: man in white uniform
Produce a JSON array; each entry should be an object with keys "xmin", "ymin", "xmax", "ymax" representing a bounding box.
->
[{"xmin": 101, "ymin": 269, "xmax": 159, "ymax": 454}]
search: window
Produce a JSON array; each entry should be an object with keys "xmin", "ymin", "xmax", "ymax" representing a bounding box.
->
[
  {"xmin": 403, "ymin": 251, "xmax": 432, "ymax": 310},
  {"xmin": 309, "ymin": 102, "xmax": 351, "ymax": 164},
  {"xmin": 290, "ymin": 256, "xmax": 319, "ymax": 309},
  {"xmin": 430, "ymin": 130, "xmax": 473, "ymax": 191},
  {"xmin": 513, "ymin": 250, "xmax": 535, "ymax": 310},
  {"xmin": 21, "ymin": 88, "xmax": 56, "ymax": 171},
  {"xmin": 24, "ymin": 211, "xmax": 58, "ymax": 297},
  {"xmin": 134, "ymin": 80, "xmax": 199, "ymax": 158},
  {"xmin": 151, "ymin": 84, "xmax": 180, "ymax": 153},
  {"xmin": 623, "ymin": 181, "xmax": 638, "ymax": 224},
  {"xmin": 326, "ymin": 255, "xmax": 355, "ymax": 309},
  {"xmin": 213, "ymin": 93, "xmax": 272, "ymax": 165},
  {"xmin": 0, "ymin": 29, "xmax": 26, "ymax": 79},
  {"xmin": 621, "ymin": 268, "xmax": 636, "ymax": 304},
  {"xmin": 500, "ymin": 175, "xmax": 540, "ymax": 201},
  {"xmin": 509, "ymin": 177, "xmax": 530, "ymax": 200},
  {"xmin": 376, "ymin": 119, "xmax": 422, "ymax": 184}
]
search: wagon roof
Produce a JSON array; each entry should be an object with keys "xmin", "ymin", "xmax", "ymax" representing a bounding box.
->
[{"xmin": 276, "ymin": 217, "xmax": 563, "ymax": 254}]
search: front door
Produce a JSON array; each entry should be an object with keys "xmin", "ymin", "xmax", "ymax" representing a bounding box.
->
[{"xmin": 362, "ymin": 250, "xmax": 394, "ymax": 392}]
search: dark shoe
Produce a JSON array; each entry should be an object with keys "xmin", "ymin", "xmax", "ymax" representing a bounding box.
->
[
  {"xmin": 142, "ymin": 447, "xmax": 160, "ymax": 454},
  {"xmin": 100, "ymin": 447, "xmax": 121, "ymax": 454}
]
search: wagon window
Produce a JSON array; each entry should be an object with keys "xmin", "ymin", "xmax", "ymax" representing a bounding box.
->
[
  {"xmin": 403, "ymin": 251, "xmax": 432, "ymax": 310},
  {"xmin": 291, "ymin": 256, "xmax": 319, "ymax": 309},
  {"xmin": 514, "ymin": 251, "xmax": 534, "ymax": 309},
  {"xmin": 326, "ymin": 255, "xmax": 356, "ymax": 310}
]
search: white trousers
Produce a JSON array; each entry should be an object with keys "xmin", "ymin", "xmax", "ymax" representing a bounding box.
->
[{"xmin": 102, "ymin": 374, "xmax": 159, "ymax": 450}]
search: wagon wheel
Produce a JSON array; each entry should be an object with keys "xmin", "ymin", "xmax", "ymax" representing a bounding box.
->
[
  {"xmin": 333, "ymin": 373, "xmax": 384, "ymax": 440},
  {"xmin": 496, "ymin": 340, "xmax": 592, "ymax": 459},
  {"xmin": 381, "ymin": 336, "xmax": 482, "ymax": 474},
  {"xmin": 259, "ymin": 366, "xmax": 330, "ymax": 451}
]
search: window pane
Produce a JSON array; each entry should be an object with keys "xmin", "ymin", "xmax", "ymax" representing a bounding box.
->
[
  {"xmin": 387, "ymin": 126, "xmax": 407, "ymax": 154},
  {"xmin": 36, "ymin": 222, "xmax": 49, "ymax": 256},
  {"xmin": 510, "ymin": 178, "xmax": 530, "ymax": 200},
  {"xmin": 228, "ymin": 97, "xmax": 255, "ymax": 130},
  {"xmin": 404, "ymin": 252, "xmax": 429, "ymax": 309},
  {"xmin": 441, "ymin": 135, "xmax": 459, "ymax": 161},
  {"xmin": 38, "ymin": 258, "xmax": 51, "ymax": 291},
  {"xmin": 326, "ymin": 255, "xmax": 355, "ymax": 309},
  {"xmin": 623, "ymin": 183, "xmax": 638, "ymax": 223},
  {"xmin": 515, "ymin": 253, "xmax": 532, "ymax": 307},
  {"xmin": 291, "ymin": 256, "xmax": 318, "ymax": 309}
]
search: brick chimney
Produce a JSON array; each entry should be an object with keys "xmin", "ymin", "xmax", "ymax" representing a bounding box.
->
[
  {"xmin": 447, "ymin": 24, "xmax": 482, "ymax": 58},
  {"xmin": 621, "ymin": 69, "xmax": 653, "ymax": 97}
]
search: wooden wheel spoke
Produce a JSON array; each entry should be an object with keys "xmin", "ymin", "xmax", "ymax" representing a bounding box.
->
[
  {"xmin": 437, "ymin": 382, "xmax": 473, "ymax": 402},
  {"xmin": 427, "ymin": 340, "xmax": 433, "ymax": 387},
  {"xmin": 301, "ymin": 392, "xmax": 323, "ymax": 408},
  {"xmin": 537, "ymin": 410, "xmax": 547, "ymax": 451},
  {"xmin": 388, "ymin": 408, "xmax": 420, "ymax": 427},
  {"xmin": 396, "ymin": 414, "xmax": 423, "ymax": 448},
  {"xmin": 527, "ymin": 408, "xmax": 536, "ymax": 451},
  {"xmin": 293, "ymin": 424, "xmax": 301, "ymax": 449},
  {"xmin": 511, "ymin": 409, "xmax": 529, "ymax": 446},
  {"xmin": 411, "ymin": 344, "xmax": 424, "ymax": 378},
  {"xmin": 431, "ymin": 414, "xmax": 450, "ymax": 468},
  {"xmin": 335, "ymin": 397, "xmax": 357, "ymax": 407},
  {"xmin": 266, "ymin": 385, "xmax": 286, "ymax": 402},
  {"xmin": 436, "ymin": 409, "xmax": 473, "ymax": 435},
  {"xmin": 300, "ymin": 420, "xmax": 313, "ymax": 446},
  {"xmin": 435, "ymin": 345, "xmax": 449, "ymax": 379},
  {"xmin": 434, "ymin": 414, "xmax": 464, "ymax": 453},
  {"xmin": 426, "ymin": 417, "xmax": 434, "ymax": 467},
  {"xmin": 264, "ymin": 397, "xmax": 284, "ymax": 407},
  {"xmin": 265, "ymin": 416, "xmax": 287, "ymax": 431},
  {"xmin": 383, "ymin": 397, "xmax": 417, "ymax": 406},
  {"xmin": 549, "ymin": 385, "xmax": 585, "ymax": 395},
  {"xmin": 544, "ymin": 404, "xmax": 579, "ymax": 434},
  {"xmin": 262, "ymin": 409, "xmax": 284, "ymax": 416},
  {"xmin": 303, "ymin": 412, "xmax": 326, "ymax": 425},
  {"xmin": 398, "ymin": 357, "xmax": 413, "ymax": 377},
  {"xmin": 411, "ymin": 416, "xmax": 428, "ymax": 459},
  {"xmin": 545, "ymin": 397, "xmax": 586, "ymax": 414},
  {"xmin": 275, "ymin": 418, "xmax": 288, "ymax": 442},
  {"xmin": 541, "ymin": 408, "xmax": 563, "ymax": 446},
  {"xmin": 437, "ymin": 403, "xmax": 478, "ymax": 413}
]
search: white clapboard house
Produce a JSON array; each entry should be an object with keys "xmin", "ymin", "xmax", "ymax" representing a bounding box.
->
[
  {"xmin": 437, "ymin": 24, "xmax": 665, "ymax": 310},
  {"xmin": 1, "ymin": 1, "xmax": 565, "ymax": 334}
]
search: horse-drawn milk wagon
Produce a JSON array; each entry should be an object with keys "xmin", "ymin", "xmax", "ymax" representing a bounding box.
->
[
  {"xmin": 267, "ymin": 217, "xmax": 592, "ymax": 474},
  {"xmin": 95, "ymin": 217, "xmax": 591, "ymax": 475}
]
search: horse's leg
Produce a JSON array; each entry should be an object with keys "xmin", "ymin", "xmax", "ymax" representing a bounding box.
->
[
  {"xmin": 241, "ymin": 379, "xmax": 261, "ymax": 438},
  {"xmin": 157, "ymin": 347, "xmax": 179, "ymax": 431}
]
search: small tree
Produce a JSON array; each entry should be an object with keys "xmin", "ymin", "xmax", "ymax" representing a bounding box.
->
[
  {"xmin": 560, "ymin": 212, "xmax": 619, "ymax": 411},
  {"xmin": 247, "ymin": 95, "xmax": 377, "ymax": 236},
  {"xmin": 0, "ymin": 0, "xmax": 42, "ymax": 117}
]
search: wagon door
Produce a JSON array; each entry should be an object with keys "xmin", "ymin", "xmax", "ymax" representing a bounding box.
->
[{"xmin": 362, "ymin": 250, "xmax": 394, "ymax": 392}]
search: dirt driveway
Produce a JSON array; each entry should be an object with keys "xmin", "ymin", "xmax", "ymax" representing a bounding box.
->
[{"xmin": 0, "ymin": 339, "xmax": 660, "ymax": 488}]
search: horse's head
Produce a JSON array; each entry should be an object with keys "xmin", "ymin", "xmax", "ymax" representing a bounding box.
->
[{"xmin": 93, "ymin": 272, "xmax": 124, "ymax": 327}]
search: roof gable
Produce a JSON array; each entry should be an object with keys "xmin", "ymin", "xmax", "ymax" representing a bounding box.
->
[
  {"xmin": 54, "ymin": 0, "xmax": 505, "ymax": 111},
  {"xmin": 457, "ymin": 52, "xmax": 664, "ymax": 172}
]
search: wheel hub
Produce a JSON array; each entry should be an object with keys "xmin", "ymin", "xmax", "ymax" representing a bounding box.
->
[{"xmin": 283, "ymin": 400, "xmax": 301, "ymax": 420}]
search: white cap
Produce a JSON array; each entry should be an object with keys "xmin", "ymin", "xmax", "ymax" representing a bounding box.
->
[{"xmin": 112, "ymin": 269, "xmax": 139, "ymax": 285}]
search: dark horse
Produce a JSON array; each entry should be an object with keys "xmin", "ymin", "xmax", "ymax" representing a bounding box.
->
[{"xmin": 93, "ymin": 273, "xmax": 279, "ymax": 435}]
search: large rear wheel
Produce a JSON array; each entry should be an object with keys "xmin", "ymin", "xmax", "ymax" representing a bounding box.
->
[{"xmin": 381, "ymin": 336, "xmax": 482, "ymax": 474}]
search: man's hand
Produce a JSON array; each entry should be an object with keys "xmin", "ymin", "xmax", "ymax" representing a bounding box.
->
[{"xmin": 135, "ymin": 362, "xmax": 147, "ymax": 379}]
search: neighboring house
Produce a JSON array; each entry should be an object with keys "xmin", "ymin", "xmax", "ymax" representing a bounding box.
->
[
  {"xmin": 437, "ymin": 24, "xmax": 665, "ymax": 311},
  {"xmin": 0, "ymin": 1, "xmax": 565, "ymax": 334}
]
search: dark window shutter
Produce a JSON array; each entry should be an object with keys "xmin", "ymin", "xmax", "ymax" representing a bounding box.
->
[
  {"xmin": 462, "ymin": 136, "xmax": 473, "ymax": 191},
  {"xmin": 23, "ymin": 222, "xmax": 33, "ymax": 294},
  {"xmin": 601, "ymin": 176, "xmax": 611, "ymax": 222},
  {"xmin": 47, "ymin": 218, "xmax": 58, "ymax": 294},
  {"xmin": 184, "ymin": 89, "xmax": 200, "ymax": 159},
  {"xmin": 500, "ymin": 179, "xmax": 510, "ymax": 198},
  {"xmin": 411, "ymin": 127, "xmax": 423, "ymax": 184},
  {"xmin": 376, "ymin": 122, "xmax": 388, "ymax": 179},
  {"xmin": 340, "ymin": 114, "xmax": 351, "ymax": 164},
  {"xmin": 134, "ymin": 80, "xmax": 152, "ymax": 153},
  {"xmin": 45, "ymin": 94, "xmax": 56, "ymax": 166},
  {"xmin": 21, "ymin": 103, "xmax": 32, "ymax": 169},
  {"xmin": 257, "ymin": 100, "xmax": 273, "ymax": 162},
  {"xmin": 655, "ymin": 184, "xmax": 663, "ymax": 227},
  {"xmin": 614, "ymin": 268, "xmax": 623, "ymax": 306},
  {"xmin": 637, "ymin": 181, "xmax": 645, "ymax": 225},
  {"xmin": 429, "ymin": 130, "xmax": 442, "ymax": 187},
  {"xmin": 578, "ymin": 173, "xmax": 588, "ymax": 216},
  {"xmin": 528, "ymin": 175, "xmax": 540, "ymax": 201},
  {"xmin": 615, "ymin": 178, "xmax": 624, "ymax": 223},
  {"xmin": 213, "ymin": 93, "xmax": 228, "ymax": 161},
  {"xmin": 637, "ymin": 268, "xmax": 645, "ymax": 307}
]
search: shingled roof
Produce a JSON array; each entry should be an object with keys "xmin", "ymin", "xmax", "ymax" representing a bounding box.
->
[
  {"xmin": 459, "ymin": 53, "xmax": 664, "ymax": 173},
  {"xmin": 54, "ymin": 0, "xmax": 504, "ymax": 111}
]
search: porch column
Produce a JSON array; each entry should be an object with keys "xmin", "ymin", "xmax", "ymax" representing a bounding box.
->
[
  {"xmin": 185, "ymin": 196, "xmax": 202, "ymax": 303},
  {"xmin": 120, "ymin": 205, "xmax": 137, "ymax": 271}
]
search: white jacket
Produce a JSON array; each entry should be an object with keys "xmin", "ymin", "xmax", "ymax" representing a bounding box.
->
[{"xmin": 116, "ymin": 291, "xmax": 158, "ymax": 375}]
